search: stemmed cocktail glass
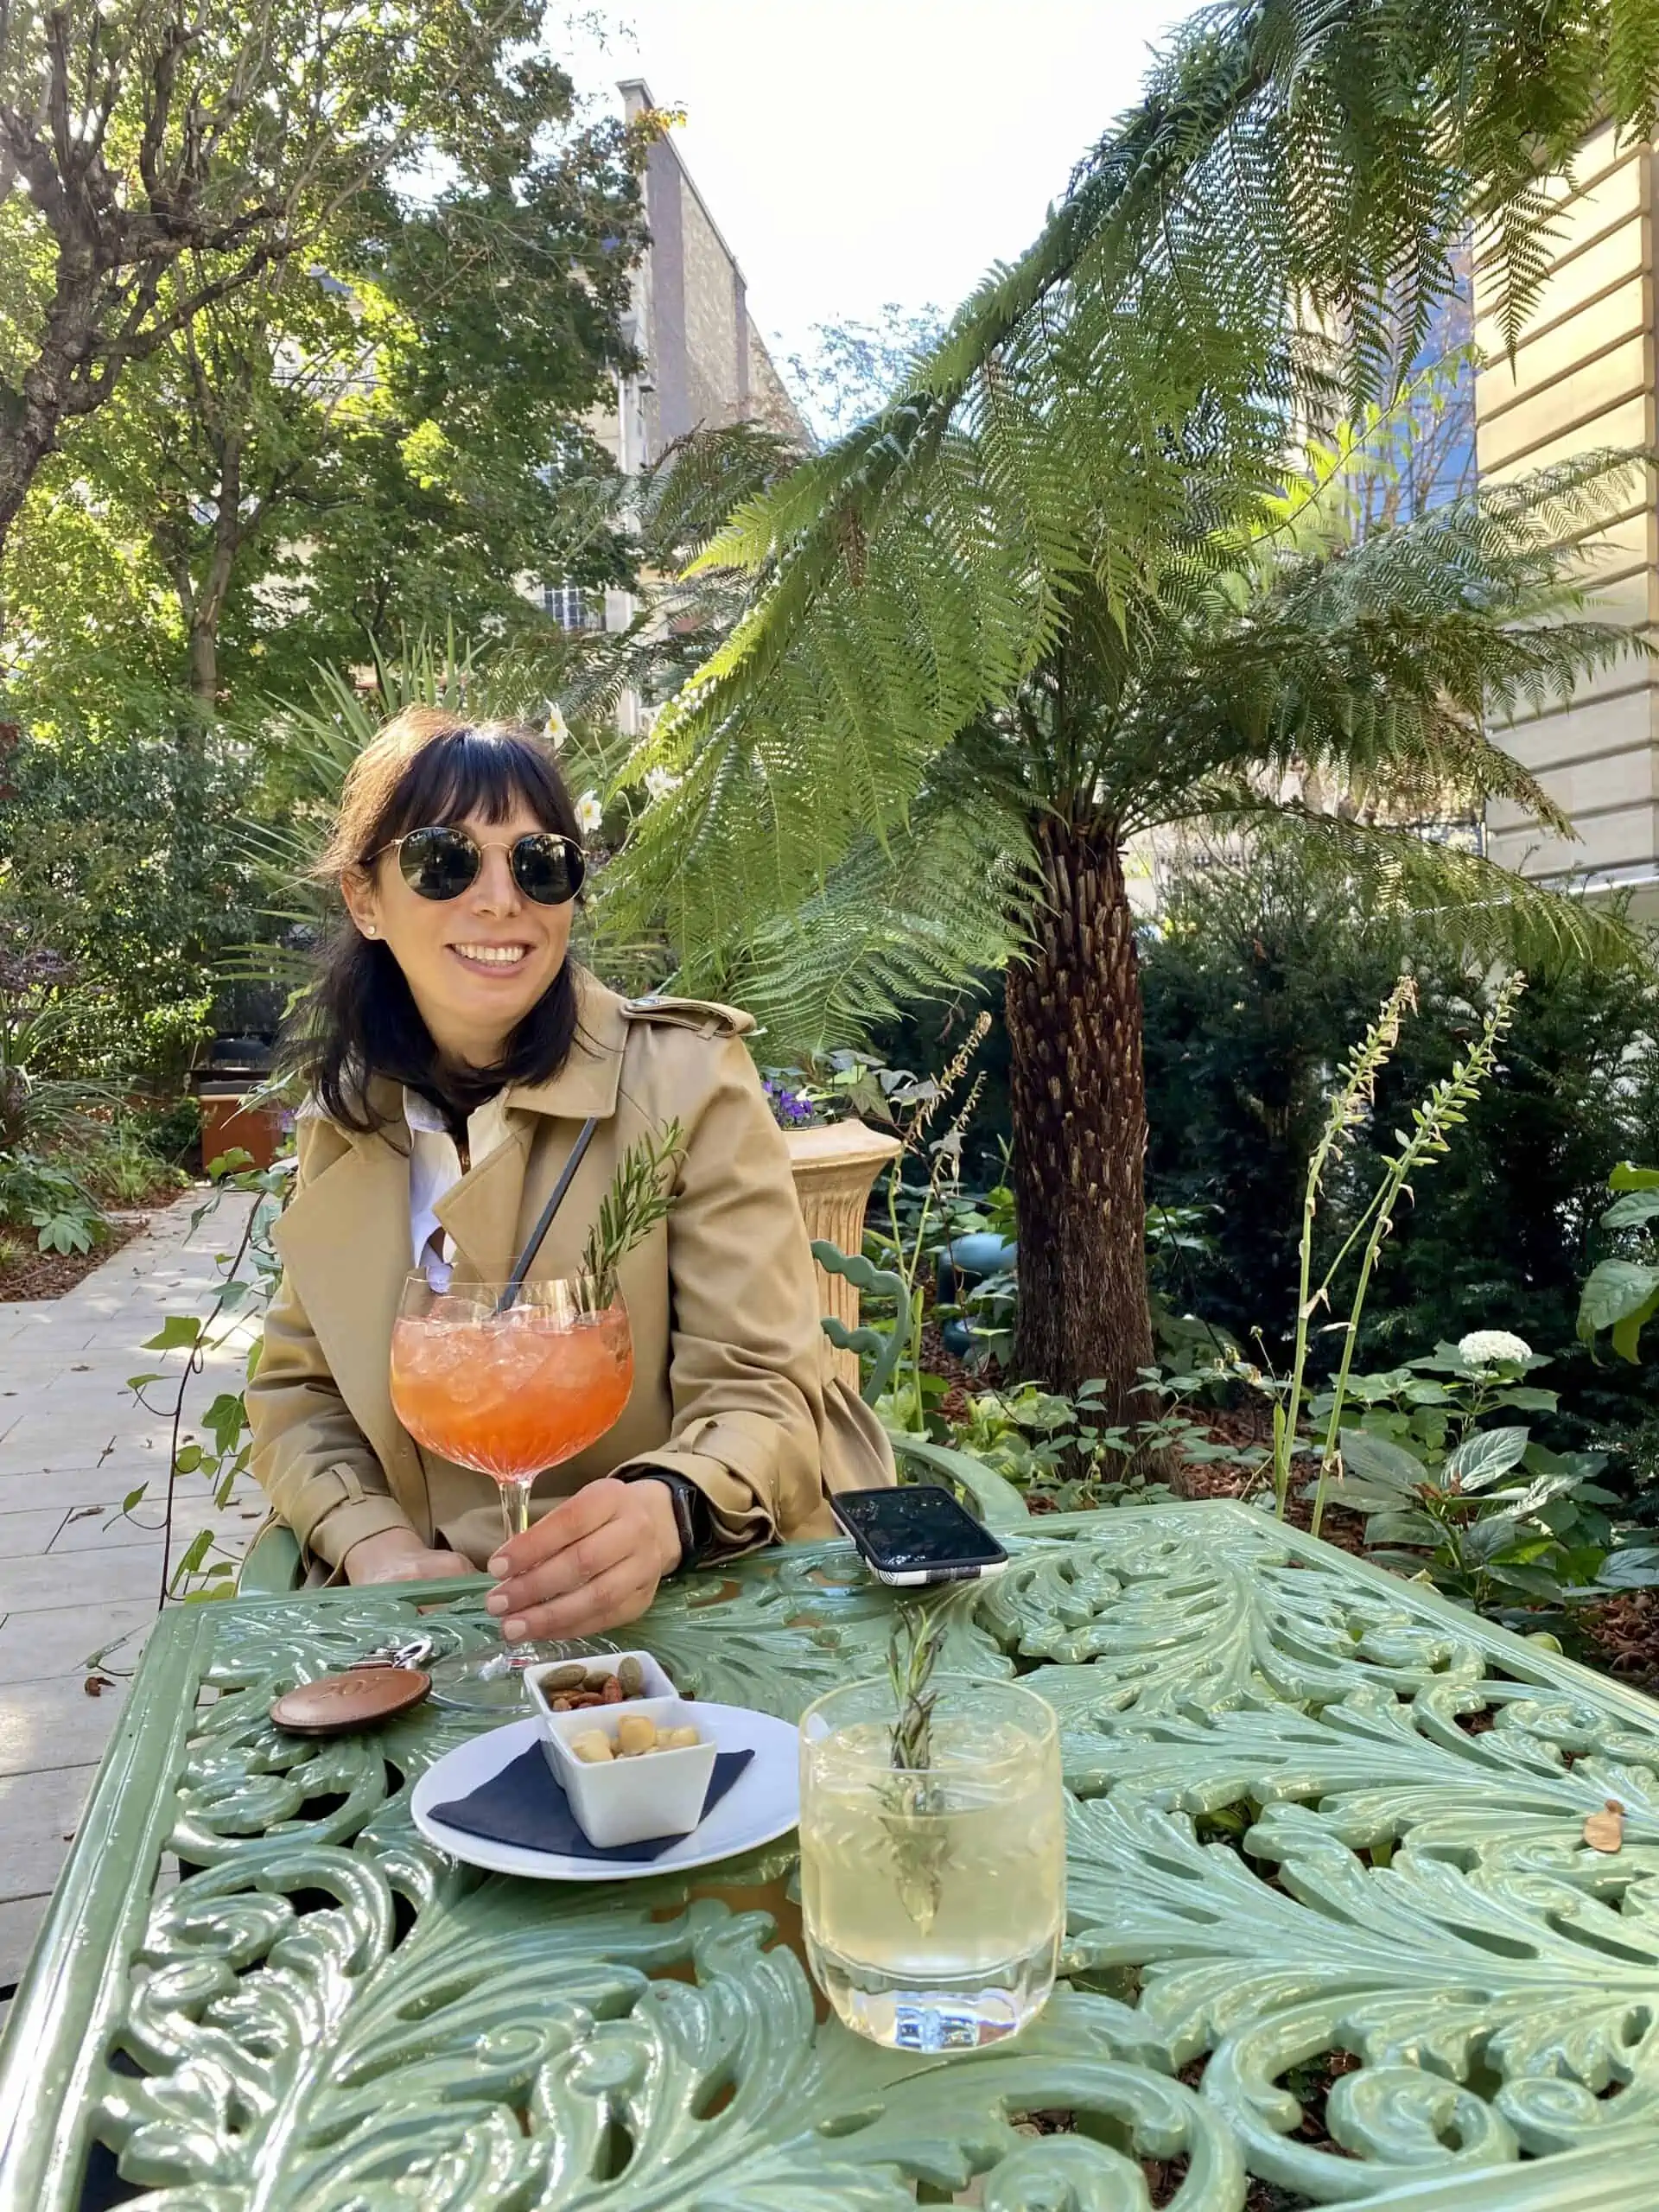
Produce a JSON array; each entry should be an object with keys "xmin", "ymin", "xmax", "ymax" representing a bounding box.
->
[{"xmin": 390, "ymin": 1272, "xmax": 634, "ymax": 1713}]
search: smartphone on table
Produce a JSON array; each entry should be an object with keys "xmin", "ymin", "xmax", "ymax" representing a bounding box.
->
[{"xmin": 830, "ymin": 1484, "xmax": 1009, "ymax": 1586}]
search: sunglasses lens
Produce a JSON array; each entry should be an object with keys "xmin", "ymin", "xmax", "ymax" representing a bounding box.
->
[
  {"xmin": 512, "ymin": 835, "xmax": 584, "ymax": 905},
  {"xmin": 398, "ymin": 827, "xmax": 480, "ymax": 900}
]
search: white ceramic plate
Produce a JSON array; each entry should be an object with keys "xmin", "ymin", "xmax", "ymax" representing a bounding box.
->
[{"xmin": 410, "ymin": 1705, "xmax": 801, "ymax": 1881}]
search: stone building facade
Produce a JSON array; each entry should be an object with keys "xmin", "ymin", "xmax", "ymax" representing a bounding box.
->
[
  {"xmin": 531, "ymin": 83, "xmax": 809, "ymax": 691},
  {"xmin": 602, "ymin": 79, "xmax": 809, "ymax": 474},
  {"xmin": 1475, "ymin": 123, "xmax": 1659, "ymax": 897}
]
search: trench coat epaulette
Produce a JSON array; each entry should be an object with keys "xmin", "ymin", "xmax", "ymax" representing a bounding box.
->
[{"xmin": 619, "ymin": 995, "xmax": 757, "ymax": 1041}]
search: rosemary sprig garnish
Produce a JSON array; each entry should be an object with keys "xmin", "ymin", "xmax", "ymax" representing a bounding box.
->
[
  {"xmin": 580, "ymin": 1120, "xmax": 684, "ymax": 1307},
  {"xmin": 881, "ymin": 1603, "xmax": 950, "ymax": 1930},
  {"xmin": 888, "ymin": 1605, "xmax": 946, "ymax": 1771}
]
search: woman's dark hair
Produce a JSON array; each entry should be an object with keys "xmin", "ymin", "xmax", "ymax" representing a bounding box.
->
[{"xmin": 284, "ymin": 707, "xmax": 583, "ymax": 1135}]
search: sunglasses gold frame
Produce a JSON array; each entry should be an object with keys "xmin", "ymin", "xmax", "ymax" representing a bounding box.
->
[{"xmin": 368, "ymin": 825, "xmax": 585, "ymax": 906}]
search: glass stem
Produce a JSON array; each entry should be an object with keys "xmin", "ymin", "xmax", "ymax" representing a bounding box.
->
[{"xmin": 502, "ymin": 1478, "xmax": 534, "ymax": 1548}]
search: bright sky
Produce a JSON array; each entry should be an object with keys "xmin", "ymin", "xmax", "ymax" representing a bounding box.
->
[{"xmin": 563, "ymin": 2, "xmax": 1195, "ymax": 374}]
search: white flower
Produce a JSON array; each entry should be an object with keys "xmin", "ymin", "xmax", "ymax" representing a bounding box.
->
[
  {"xmin": 543, "ymin": 704, "xmax": 569, "ymax": 751},
  {"xmin": 574, "ymin": 790, "xmax": 603, "ymax": 835},
  {"xmin": 644, "ymin": 765, "xmax": 683, "ymax": 803},
  {"xmin": 1458, "ymin": 1328, "xmax": 1533, "ymax": 1369}
]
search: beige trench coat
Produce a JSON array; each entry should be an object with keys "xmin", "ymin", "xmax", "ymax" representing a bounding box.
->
[{"xmin": 247, "ymin": 970, "xmax": 896, "ymax": 1571}]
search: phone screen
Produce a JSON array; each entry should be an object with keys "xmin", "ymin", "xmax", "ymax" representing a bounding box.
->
[{"xmin": 830, "ymin": 1485, "xmax": 1007, "ymax": 1573}]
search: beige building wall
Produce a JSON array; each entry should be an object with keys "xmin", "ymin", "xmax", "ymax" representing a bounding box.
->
[{"xmin": 1476, "ymin": 122, "xmax": 1659, "ymax": 890}]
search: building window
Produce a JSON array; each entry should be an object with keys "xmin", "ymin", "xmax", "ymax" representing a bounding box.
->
[{"xmin": 541, "ymin": 583, "xmax": 594, "ymax": 631}]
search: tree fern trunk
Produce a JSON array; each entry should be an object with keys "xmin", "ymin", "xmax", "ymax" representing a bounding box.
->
[{"xmin": 1005, "ymin": 819, "xmax": 1155, "ymax": 1423}]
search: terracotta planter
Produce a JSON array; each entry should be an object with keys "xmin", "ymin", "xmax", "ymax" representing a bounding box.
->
[
  {"xmin": 196, "ymin": 1089, "xmax": 285, "ymax": 1173},
  {"xmin": 785, "ymin": 1118, "xmax": 902, "ymax": 1389}
]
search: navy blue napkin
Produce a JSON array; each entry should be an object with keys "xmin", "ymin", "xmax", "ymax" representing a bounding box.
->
[{"xmin": 430, "ymin": 1743, "xmax": 755, "ymax": 1863}]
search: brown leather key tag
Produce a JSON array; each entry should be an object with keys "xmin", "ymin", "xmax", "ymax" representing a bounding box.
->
[{"xmin": 270, "ymin": 1637, "xmax": 435, "ymax": 1736}]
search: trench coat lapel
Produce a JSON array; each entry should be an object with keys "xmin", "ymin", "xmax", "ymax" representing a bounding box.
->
[
  {"xmin": 433, "ymin": 1128, "xmax": 531, "ymax": 1287},
  {"xmin": 272, "ymin": 1125, "xmax": 423, "ymax": 1501},
  {"xmin": 436, "ymin": 973, "xmax": 629, "ymax": 1286}
]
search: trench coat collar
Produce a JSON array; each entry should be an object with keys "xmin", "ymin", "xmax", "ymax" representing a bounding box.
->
[
  {"xmin": 503, "ymin": 966, "xmax": 628, "ymax": 1125},
  {"xmin": 340, "ymin": 966, "xmax": 629, "ymax": 1145}
]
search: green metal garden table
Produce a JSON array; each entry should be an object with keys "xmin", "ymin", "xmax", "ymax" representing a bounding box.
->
[{"xmin": 3, "ymin": 1499, "xmax": 1658, "ymax": 2210}]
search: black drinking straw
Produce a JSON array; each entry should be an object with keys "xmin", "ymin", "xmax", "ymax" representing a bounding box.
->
[{"xmin": 494, "ymin": 1114, "xmax": 600, "ymax": 1314}]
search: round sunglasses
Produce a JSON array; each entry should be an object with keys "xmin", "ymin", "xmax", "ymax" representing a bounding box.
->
[{"xmin": 372, "ymin": 824, "xmax": 586, "ymax": 906}]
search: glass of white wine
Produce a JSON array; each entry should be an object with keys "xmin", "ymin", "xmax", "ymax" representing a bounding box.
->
[{"xmin": 798, "ymin": 1675, "xmax": 1064, "ymax": 2052}]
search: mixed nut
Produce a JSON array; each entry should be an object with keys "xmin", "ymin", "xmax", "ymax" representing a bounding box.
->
[
  {"xmin": 569, "ymin": 1716, "xmax": 703, "ymax": 1763},
  {"xmin": 538, "ymin": 1657, "xmax": 647, "ymax": 1711}
]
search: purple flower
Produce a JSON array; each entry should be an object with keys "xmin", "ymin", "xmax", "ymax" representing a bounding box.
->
[{"xmin": 763, "ymin": 1076, "xmax": 817, "ymax": 1129}]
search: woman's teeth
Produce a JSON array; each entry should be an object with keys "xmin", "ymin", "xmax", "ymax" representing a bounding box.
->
[{"xmin": 453, "ymin": 945, "xmax": 527, "ymax": 968}]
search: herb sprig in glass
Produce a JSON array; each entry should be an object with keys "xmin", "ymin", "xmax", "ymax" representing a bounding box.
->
[
  {"xmin": 581, "ymin": 1120, "xmax": 684, "ymax": 1308},
  {"xmin": 881, "ymin": 1603, "xmax": 950, "ymax": 1929}
]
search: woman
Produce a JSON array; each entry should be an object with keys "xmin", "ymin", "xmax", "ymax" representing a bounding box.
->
[{"xmin": 248, "ymin": 705, "xmax": 895, "ymax": 1643}]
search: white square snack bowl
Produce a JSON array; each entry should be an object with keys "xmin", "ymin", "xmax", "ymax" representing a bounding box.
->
[
  {"xmin": 523, "ymin": 1649, "xmax": 677, "ymax": 1711},
  {"xmin": 540, "ymin": 1695, "xmax": 719, "ymax": 1849}
]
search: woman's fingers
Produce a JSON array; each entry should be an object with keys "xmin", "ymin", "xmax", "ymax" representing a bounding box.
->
[
  {"xmin": 502, "ymin": 1559, "xmax": 656, "ymax": 1643},
  {"xmin": 487, "ymin": 1479, "xmax": 621, "ymax": 1580},
  {"xmin": 487, "ymin": 1508, "xmax": 633, "ymax": 1620}
]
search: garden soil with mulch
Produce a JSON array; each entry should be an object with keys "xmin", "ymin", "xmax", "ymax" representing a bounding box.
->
[
  {"xmin": 925, "ymin": 1313, "xmax": 1370, "ymax": 1555},
  {"xmin": 0, "ymin": 1189, "xmax": 181, "ymax": 1302}
]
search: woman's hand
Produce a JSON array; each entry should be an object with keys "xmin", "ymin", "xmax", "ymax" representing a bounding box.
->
[
  {"xmin": 343, "ymin": 1529, "xmax": 462, "ymax": 1586},
  {"xmin": 486, "ymin": 1478, "xmax": 683, "ymax": 1642}
]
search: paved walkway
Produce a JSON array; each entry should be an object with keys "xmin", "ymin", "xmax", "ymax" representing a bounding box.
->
[{"xmin": 0, "ymin": 1188, "xmax": 261, "ymax": 2012}]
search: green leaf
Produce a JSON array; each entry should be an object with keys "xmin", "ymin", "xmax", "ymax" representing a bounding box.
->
[
  {"xmin": 1443, "ymin": 1426, "xmax": 1529, "ymax": 1492},
  {"xmin": 202, "ymin": 1392, "xmax": 246, "ymax": 1452},
  {"xmin": 175, "ymin": 1443, "xmax": 202, "ymax": 1474},
  {"xmin": 1578, "ymin": 1258, "xmax": 1659, "ymax": 1343},
  {"xmin": 169, "ymin": 1528, "xmax": 215, "ymax": 1588},
  {"xmin": 121, "ymin": 1486, "xmax": 147, "ymax": 1513},
  {"xmin": 143, "ymin": 1316, "xmax": 204, "ymax": 1352},
  {"xmin": 1596, "ymin": 1547, "xmax": 1659, "ymax": 1591},
  {"xmin": 1609, "ymin": 1161, "xmax": 1659, "ymax": 1192},
  {"xmin": 1600, "ymin": 1190, "xmax": 1659, "ymax": 1230},
  {"xmin": 1338, "ymin": 1428, "xmax": 1427, "ymax": 1495},
  {"xmin": 1611, "ymin": 1288, "xmax": 1659, "ymax": 1364}
]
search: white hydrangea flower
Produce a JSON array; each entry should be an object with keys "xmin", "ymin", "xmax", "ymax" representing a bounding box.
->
[
  {"xmin": 1458, "ymin": 1328, "xmax": 1533, "ymax": 1368},
  {"xmin": 574, "ymin": 790, "xmax": 604, "ymax": 835},
  {"xmin": 543, "ymin": 704, "xmax": 569, "ymax": 751},
  {"xmin": 644, "ymin": 765, "xmax": 683, "ymax": 802}
]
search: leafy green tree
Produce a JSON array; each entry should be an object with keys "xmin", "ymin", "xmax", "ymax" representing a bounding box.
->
[
  {"xmin": 0, "ymin": 0, "xmax": 603, "ymax": 556},
  {"xmin": 785, "ymin": 306, "xmax": 944, "ymax": 442},
  {"xmin": 2, "ymin": 69, "xmax": 650, "ymax": 705},
  {"xmin": 0, "ymin": 707, "xmax": 264, "ymax": 1082}
]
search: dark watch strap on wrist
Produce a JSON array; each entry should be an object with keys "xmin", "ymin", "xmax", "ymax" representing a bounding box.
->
[{"xmin": 621, "ymin": 1467, "xmax": 713, "ymax": 1573}]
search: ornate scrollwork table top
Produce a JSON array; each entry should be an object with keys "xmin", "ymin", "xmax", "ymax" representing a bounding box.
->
[{"xmin": 4, "ymin": 1500, "xmax": 1659, "ymax": 2211}]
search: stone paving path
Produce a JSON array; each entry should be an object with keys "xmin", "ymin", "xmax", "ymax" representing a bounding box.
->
[{"xmin": 0, "ymin": 1187, "xmax": 261, "ymax": 2012}]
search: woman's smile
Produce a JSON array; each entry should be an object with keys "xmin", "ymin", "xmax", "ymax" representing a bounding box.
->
[{"xmin": 449, "ymin": 942, "xmax": 532, "ymax": 971}]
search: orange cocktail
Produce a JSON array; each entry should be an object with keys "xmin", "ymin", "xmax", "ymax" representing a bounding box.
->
[
  {"xmin": 389, "ymin": 1274, "xmax": 635, "ymax": 1713},
  {"xmin": 391, "ymin": 1302, "xmax": 632, "ymax": 1483}
]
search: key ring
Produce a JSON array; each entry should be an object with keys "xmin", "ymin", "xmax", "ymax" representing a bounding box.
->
[{"xmin": 357, "ymin": 1633, "xmax": 436, "ymax": 1671}]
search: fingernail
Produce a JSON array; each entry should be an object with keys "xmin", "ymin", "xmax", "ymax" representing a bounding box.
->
[
  {"xmin": 503, "ymin": 1618, "xmax": 527, "ymax": 1641},
  {"xmin": 487, "ymin": 1554, "xmax": 508, "ymax": 1576},
  {"xmin": 485, "ymin": 1592, "xmax": 508, "ymax": 1616}
]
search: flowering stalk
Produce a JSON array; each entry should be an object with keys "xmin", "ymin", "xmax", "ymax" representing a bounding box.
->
[
  {"xmin": 1272, "ymin": 979, "xmax": 1416, "ymax": 1517},
  {"xmin": 1309, "ymin": 974, "xmax": 1526, "ymax": 1535}
]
